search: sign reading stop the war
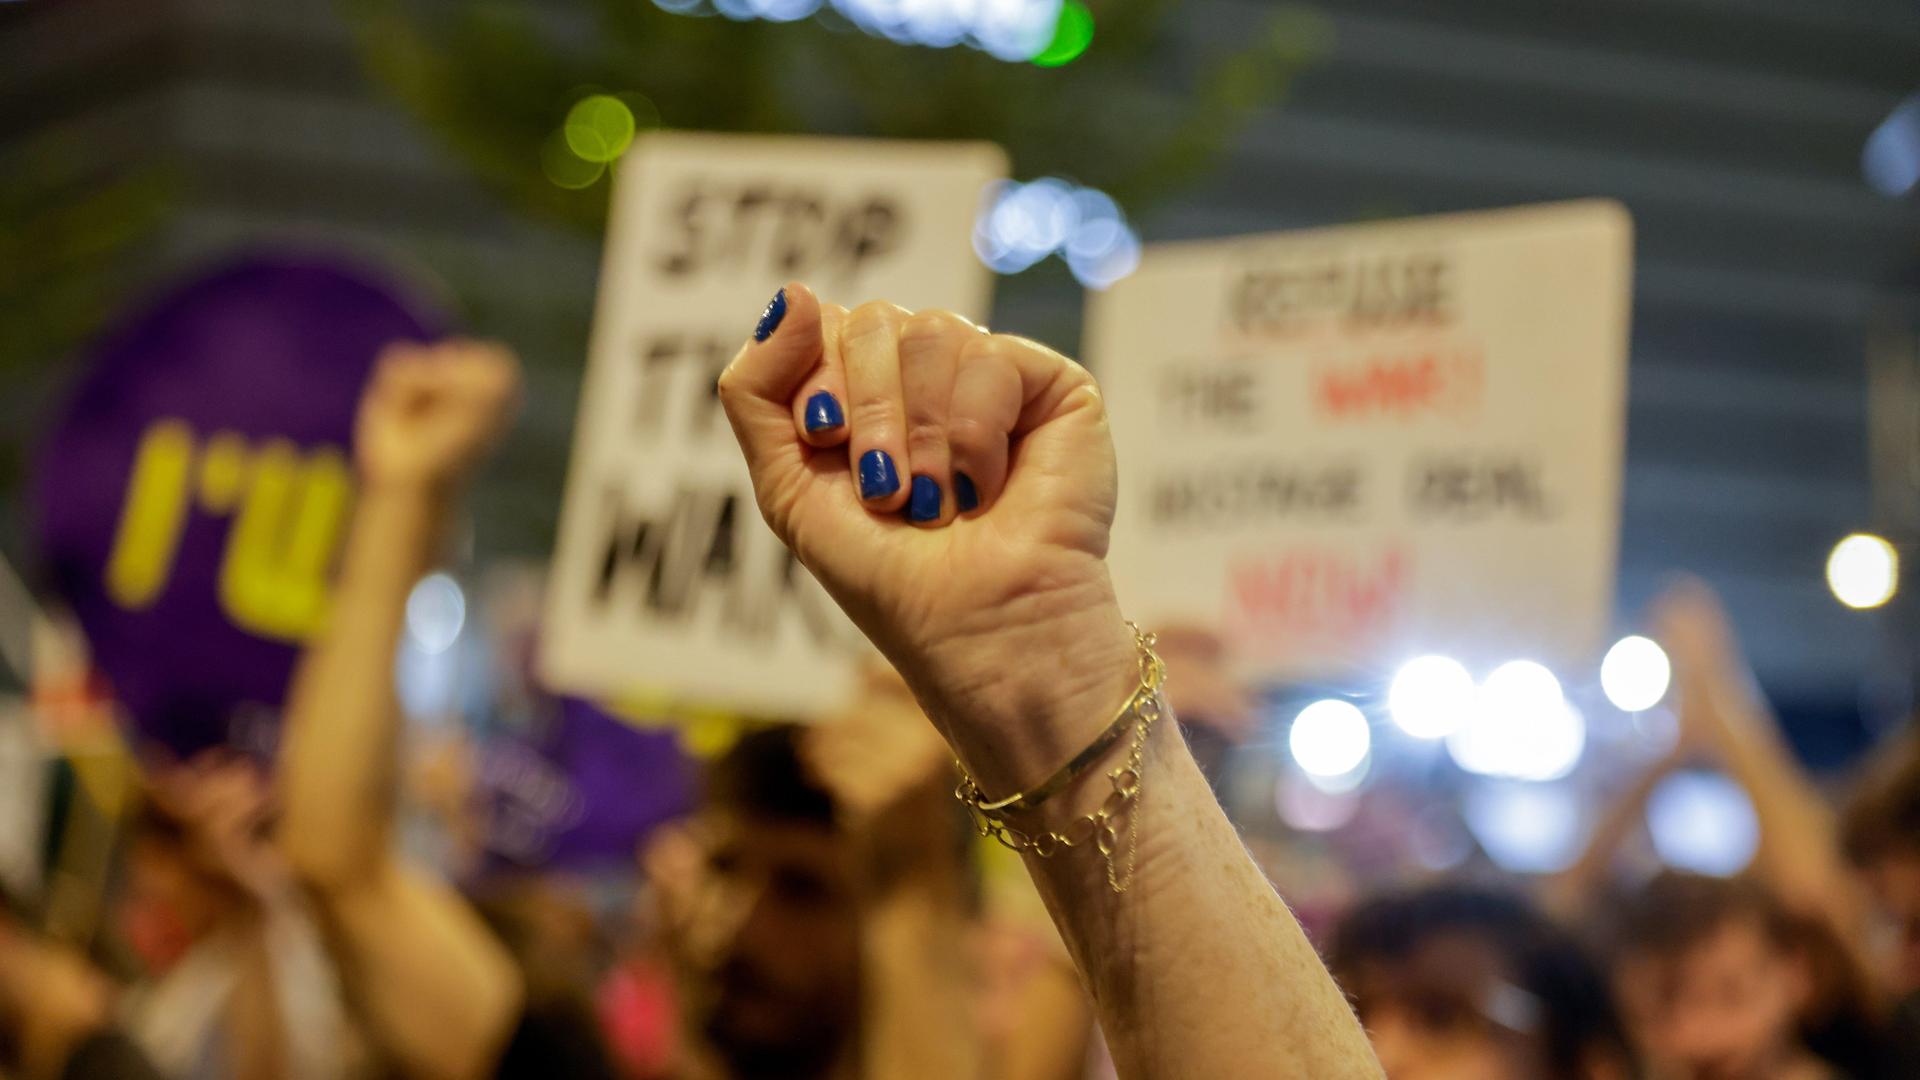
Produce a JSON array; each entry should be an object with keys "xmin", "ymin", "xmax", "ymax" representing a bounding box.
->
[
  {"xmin": 540, "ymin": 132, "xmax": 1006, "ymax": 715},
  {"xmin": 1091, "ymin": 201, "xmax": 1633, "ymax": 680}
]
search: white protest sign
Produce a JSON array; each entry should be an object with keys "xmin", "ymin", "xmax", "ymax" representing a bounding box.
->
[
  {"xmin": 541, "ymin": 132, "xmax": 1006, "ymax": 716},
  {"xmin": 1091, "ymin": 200, "xmax": 1632, "ymax": 680}
]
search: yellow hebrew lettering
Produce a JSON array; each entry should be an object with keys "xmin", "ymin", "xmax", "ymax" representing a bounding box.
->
[
  {"xmin": 217, "ymin": 440, "xmax": 353, "ymax": 641},
  {"xmin": 195, "ymin": 430, "xmax": 251, "ymax": 513},
  {"xmin": 104, "ymin": 419, "xmax": 195, "ymax": 610}
]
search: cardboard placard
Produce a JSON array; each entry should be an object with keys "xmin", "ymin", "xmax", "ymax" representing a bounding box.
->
[
  {"xmin": 540, "ymin": 132, "xmax": 1006, "ymax": 715},
  {"xmin": 1091, "ymin": 201, "xmax": 1633, "ymax": 680}
]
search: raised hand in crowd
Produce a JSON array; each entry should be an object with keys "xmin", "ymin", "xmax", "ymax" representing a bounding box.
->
[
  {"xmin": 278, "ymin": 340, "xmax": 532, "ymax": 1080},
  {"xmin": 719, "ymin": 283, "xmax": 1383, "ymax": 1079}
]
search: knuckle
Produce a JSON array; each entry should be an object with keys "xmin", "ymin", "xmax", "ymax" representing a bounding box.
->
[
  {"xmin": 848, "ymin": 394, "xmax": 899, "ymax": 434},
  {"xmin": 845, "ymin": 300, "xmax": 910, "ymax": 342},
  {"xmin": 948, "ymin": 416, "xmax": 999, "ymax": 454},
  {"xmin": 906, "ymin": 421, "xmax": 946, "ymax": 457},
  {"xmin": 900, "ymin": 309, "xmax": 974, "ymax": 349}
]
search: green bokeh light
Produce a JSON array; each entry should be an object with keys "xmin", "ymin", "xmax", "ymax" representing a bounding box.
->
[
  {"xmin": 564, "ymin": 94, "xmax": 637, "ymax": 163},
  {"xmin": 541, "ymin": 131, "xmax": 606, "ymax": 190},
  {"xmin": 1032, "ymin": 1, "xmax": 1094, "ymax": 67}
]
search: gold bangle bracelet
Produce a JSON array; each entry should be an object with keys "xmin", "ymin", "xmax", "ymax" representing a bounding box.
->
[{"xmin": 954, "ymin": 623, "xmax": 1167, "ymax": 894}]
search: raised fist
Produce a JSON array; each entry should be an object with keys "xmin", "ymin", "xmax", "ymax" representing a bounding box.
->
[
  {"xmin": 355, "ymin": 339, "xmax": 521, "ymax": 489},
  {"xmin": 718, "ymin": 285, "xmax": 1139, "ymax": 793}
]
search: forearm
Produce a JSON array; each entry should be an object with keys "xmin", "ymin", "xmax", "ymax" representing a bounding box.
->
[
  {"xmin": 1013, "ymin": 718, "xmax": 1380, "ymax": 1080},
  {"xmin": 1689, "ymin": 664, "xmax": 1844, "ymax": 891},
  {"xmin": 1545, "ymin": 755, "xmax": 1676, "ymax": 918},
  {"xmin": 280, "ymin": 481, "xmax": 448, "ymax": 886}
]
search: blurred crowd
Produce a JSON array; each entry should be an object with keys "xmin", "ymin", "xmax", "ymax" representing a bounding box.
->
[{"xmin": 6, "ymin": 339, "xmax": 1920, "ymax": 1080}]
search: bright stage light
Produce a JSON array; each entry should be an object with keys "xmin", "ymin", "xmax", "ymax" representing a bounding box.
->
[
  {"xmin": 1600, "ymin": 635, "xmax": 1670, "ymax": 712},
  {"xmin": 1828, "ymin": 533, "xmax": 1898, "ymax": 609},
  {"xmin": 1647, "ymin": 770, "xmax": 1758, "ymax": 877},
  {"xmin": 1446, "ymin": 661, "xmax": 1585, "ymax": 782},
  {"xmin": 1288, "ymin": 699, "xmax": 1371, "ymax": 779},
  {"xmin": 1388, "ymin": 655, "xmax": 1475, "ymax": 739}
]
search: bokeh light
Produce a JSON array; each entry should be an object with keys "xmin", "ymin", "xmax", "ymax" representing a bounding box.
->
[
  {"xmin": 406, "ymin": 572, "xmax": 467, "ymax": 655},
  {"xmin": 1446, "ymin": 661, "xmax": 1585, "ymax": 782},
  {"xmin": 1388, "ymin": 655, "xmax": 1476, "ymax": 739},
  {"xmin": 1288, "ymin": 698, "xmax": 1371, "ymax": 779},
  {"xmin": 541, "ymin": 131, "xmax": 606, "ymax": 189},
  {"xmin": 1863, "ymin": 94, "xmax": 1920, "ymax": 198},
  {"xmin": 654, "ymin": 0, "xmax": 1069, "ymax": 62},
  {"xmin": 1600, "ymin": 635, "xmax": 1671, "ymax": 712},
  {"xmin": 974, "ymin": 177, "xmax": 1141, "ymax": 288},
  {"xmin": 1463, "ymin": 782, "xmax": 1585, "ymax": 874},
  {"xmin": 1647, "ymin": 770, "xmax": 1759, "ymax": 876},
  {"xmin": 1827, "ymin": 533, "xmax": 1898, "ymax": 609},
  {"xmin": 1275, "ymin": 767, "xmax": 1364, "ymax": 832},
  {"xmin": 1031, "ymin": 0, "xmax": 1094, "ymax": 67},
  {"xmin": 565, "ymin": 95, "xmax": 638, "ymax": 164}
]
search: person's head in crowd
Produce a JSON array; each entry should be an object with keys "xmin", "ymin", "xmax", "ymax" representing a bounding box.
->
[
  {"xmin": 657, "ymin": 724, "xmax": 863, "ymax": 1080},
  {"xmin": 1610, "ymin": 871, "xmax": 1834, "ymax": 1080},
  {"xmin": 1330, "ymin": 883, "xmax": 1634, "ymax": 1080},
  {"xmin": 1841, "ymin": 729, "xmax": 1920, "ymax": 995},
  {"xmin": 117, "ymin": 753, "xmax": 277, "ymax": 975}
]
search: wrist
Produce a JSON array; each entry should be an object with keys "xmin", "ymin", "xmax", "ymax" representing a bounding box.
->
[{"xmin": 924, "ymin": 598, "xmax": 1141, "ymax": 800}]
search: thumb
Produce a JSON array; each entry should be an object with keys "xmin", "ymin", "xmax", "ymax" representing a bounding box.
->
[
  {"xmin": 719, "ymin": 285, "xmax": 829, "ymax": 539},
  {"xmin": 718, "ymin": 283, "xmax": 823, "ymax": 486}
]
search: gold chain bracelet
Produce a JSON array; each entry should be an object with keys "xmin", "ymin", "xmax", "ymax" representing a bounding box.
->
[{"xmin": 954, "ymin": 623, "xmax": 1166, "ymax": 893}]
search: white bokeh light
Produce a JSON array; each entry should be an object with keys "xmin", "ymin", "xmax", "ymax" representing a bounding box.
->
[
  {"xmin": 1389, "ymin": 655, "xmax": 1476, "ymax": 739},
  {"xmin": 406, "ymin": 572, "xmax": 467, "ymax": 655},
  {"xmin": 1463, "ymin": 782, "xmax": 1585, "ymax": 874},
  {"xmin": 1827, "ymin": 533, "xmax": 1899, "ymax": 609},
  {"xmin": 1288, "ymin": 699, "xmax": 1372, "ymax": 779},
  {"xmin": 974, "ymin": 177, "xmax": 1140, "ymax": 287},
  {"xmin": 1446, "ymin": 661, "xmax": 1585, "ymax": 781},
  {"xmin": 1647, "ymin": 770, "xmax": 1759, "ymax": 876},
  {"xmin": 656, "ymin": 0, "xmax": 1064, "ymax": 60},
  {"xmin": 1601, "ymin": 635, "xmax": 1671, "ymax": 712}
]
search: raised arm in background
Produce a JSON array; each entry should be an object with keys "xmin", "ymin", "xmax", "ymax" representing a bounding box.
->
[
  {"xmin": 1543, "ymin": 748, "xmax": 1682, "ymax": 920},
  {"xmin": 277, "ymin": 341, "xmax": 525, "ymax": 1080},
  {"xmin": 718, "ymin": 284, "xmax": 1383, "ymax": 1080},
  {"xmin": 1652, "ymin": 580, "xmax": 1869, "ymax": 950}
]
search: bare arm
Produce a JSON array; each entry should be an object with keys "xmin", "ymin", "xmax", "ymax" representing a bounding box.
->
[
  {"xmin": 1653, "ymin": 582, "xmax": 1867, "ymax": 942},
  {"xmin": 1544, "ymin": 754, "xmax": 1679, "ymax": 919},
  {"xmin": 276, "ymin": 341, "xmax": 525, "ymax": 1080},
  {"xmin": 719, "ymin": 284, "xmax": 1383, "ymax": 1080}
]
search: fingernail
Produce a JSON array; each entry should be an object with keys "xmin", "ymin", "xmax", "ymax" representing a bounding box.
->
[
  {"xmin": 955, "ymin": 472, "xmax": 979, "ymax": 512},
  {"xmin": 907, "ymin": 476, "xmax": 942, "ymax": 522},
  {"xmin": 858, "ymin": 450, "xmax": 899, "ymax": 501},
  {"xmin": 804, "ymin": 391, "xmax": 844, "ymax": 432},
  {"xmin": 753, "ymin": 288, "xmax": 788, "ymax": 342}
]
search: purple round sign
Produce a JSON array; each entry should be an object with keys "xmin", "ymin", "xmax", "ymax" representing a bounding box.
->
[{"xmin": 35, "ymin": 253, "xmax": 447, "ymax": 757}]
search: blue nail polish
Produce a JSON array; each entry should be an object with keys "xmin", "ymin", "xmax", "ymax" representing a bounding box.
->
[
  {"xmin": 954, "ymin": 472, "xmax": 979, "ymax": 512},
  {"xmin": 858, "ymin": 450, "xmax": 899, "ymax": 500},
  {"xmin": 804, "ymin": 391, "xmax": 844, "ymax": 432},
  {"xmin": 907, "ymin": 476, "xmax": 942, "ymax": 522},
  {"xmin": 753, "ymin": 288, "xmax": 787, "ymax": 342}
]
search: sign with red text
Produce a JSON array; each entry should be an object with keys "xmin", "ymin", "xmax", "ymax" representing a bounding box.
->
[
  {"xmin": 540, "ymin": 132, "xmax": 1006, "ymax": 715},
  {"xmin": 1091, "ymin": 201, "xmax": 1632, "ymax": 680}
]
